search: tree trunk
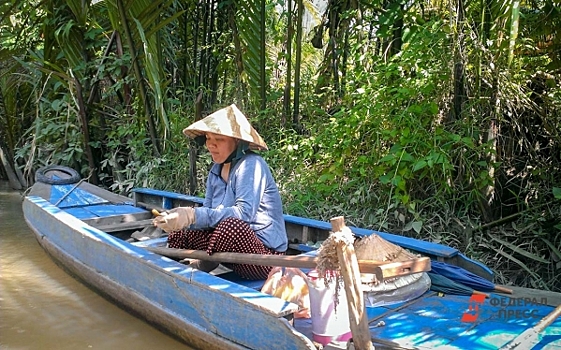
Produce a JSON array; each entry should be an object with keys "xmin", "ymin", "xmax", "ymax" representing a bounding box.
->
[
  {"xmin": 0, "ymin": 145, "xmax": 22, "ymax": 190},
  {"xmin": 282, "ymin": 0, "xmax": 293, "ymax": 125},
  {"xmin": 189, "ymin": 92, "xmax": 203, "ymax": 195},
  {"xmin": 391, "ymin": 6, "xmax": 404, "ymax": 57},
  {"xmin": 260, "ymin": 0, "xmax": 267, "ymax": 111},
  {"xmin": 74, "ymin": 77, "xmax": 99, "ymax": 185},
  {"xmin": 452, "ymin": 0, "xmax": 466, "ymax": 121},
  {"xmin": 116, "ymin": 0, "xmax": 160, "ymax": 157},
  {"xmin": 293, "ymin": 0, "xmax": 303, "ymax": 126},
  {"xmin": 228, "ymin": 4, "xmax": 248, "ymax": 102}
]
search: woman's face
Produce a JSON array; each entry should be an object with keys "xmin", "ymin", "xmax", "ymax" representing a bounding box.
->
[{"xmin": 205, "ymin": 132, "xmax": 238, "ymax": 164}]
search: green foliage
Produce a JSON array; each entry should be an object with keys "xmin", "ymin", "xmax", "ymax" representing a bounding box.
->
[
  {"xmin": 271, "ymin": 20, "xmax": 462, "ymax": 228},
  {"xmin": 2, "ymin": 0, "xmax": 561, "ymax": 292},
  {"xmin": 477, "ymin": 207, "xmax": 561, "ymax": 291},
  {"xmin": 15, "ymin": 91, "xmax": 86, "ymax": 171}
]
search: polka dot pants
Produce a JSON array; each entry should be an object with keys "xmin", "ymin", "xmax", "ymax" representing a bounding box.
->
[{"xmin": 167, "ymin": 217, "xmax": 285, "ymax": 280}]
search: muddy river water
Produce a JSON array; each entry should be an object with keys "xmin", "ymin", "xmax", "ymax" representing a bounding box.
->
[{"xmin": 0, "ymin": 182, "xmax": 192, "ymax": 350}]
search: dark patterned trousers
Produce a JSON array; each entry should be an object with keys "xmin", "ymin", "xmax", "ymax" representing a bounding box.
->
[{"xmin": 167, "ymin": 217, "xmax": 285, "ymax": 280}]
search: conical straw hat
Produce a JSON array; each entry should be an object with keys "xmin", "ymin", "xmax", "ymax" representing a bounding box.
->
[
  {"xmin": 354, "ymin": 234, "xmax": 422, "ymax": 289},
  {"xmin": 183, "ymin": 104, "xmax": 268, "ymax": 150},
  {"xmin": 355, "ymin": 234, "xmax": 418, "ymax": 262}
]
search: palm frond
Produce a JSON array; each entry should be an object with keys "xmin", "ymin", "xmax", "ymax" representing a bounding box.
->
[{"xmin": 235, "ymin": 0, "xmax": 266, "ymax": 106}]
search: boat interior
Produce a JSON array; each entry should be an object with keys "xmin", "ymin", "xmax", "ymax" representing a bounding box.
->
[{"xmin": 25, "ymin": 169, "xmax": 561, "ymax": 350}]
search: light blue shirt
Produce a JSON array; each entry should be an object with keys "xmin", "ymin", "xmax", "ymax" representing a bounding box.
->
[{"xmin": 192, "ymin": 152, "xmax": 288, "ymax": 252}]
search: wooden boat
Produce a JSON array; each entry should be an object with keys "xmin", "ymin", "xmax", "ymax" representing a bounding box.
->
[{"xmin": 23, "ymin": 166, "xmax": 561, "ymax": 350}]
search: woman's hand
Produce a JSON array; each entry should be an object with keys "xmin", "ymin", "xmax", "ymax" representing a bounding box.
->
[{"xmin": 152, "ymin": 207, "xmax": 196, "ymax": 232}]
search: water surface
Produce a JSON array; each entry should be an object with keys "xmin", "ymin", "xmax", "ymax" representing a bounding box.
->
[{"xmin": 0, "ymin": 182, "xmax": 192, "ymax": 350}]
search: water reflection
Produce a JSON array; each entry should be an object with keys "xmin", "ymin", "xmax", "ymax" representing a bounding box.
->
[{"xmin": 0, "ymin": 182, "xmax": 192, "ymax": 350}]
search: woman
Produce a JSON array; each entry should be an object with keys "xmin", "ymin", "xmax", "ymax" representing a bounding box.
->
[{"xmin": 153, "ymin": 104, "xmax": 288, "ymax": 280}]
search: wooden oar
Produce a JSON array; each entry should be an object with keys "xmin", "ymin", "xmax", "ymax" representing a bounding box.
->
[{"xmin": 145, "ymin": 246, "xmax": 431, "ymax": 280}]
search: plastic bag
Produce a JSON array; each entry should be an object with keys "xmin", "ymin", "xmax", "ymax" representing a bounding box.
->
[{"xmin": 261, "ymin": 267, "xmax": 311, "ymax": 318}]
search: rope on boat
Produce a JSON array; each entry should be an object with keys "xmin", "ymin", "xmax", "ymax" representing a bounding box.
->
[{"xmin": 315, "ymin": 225, "xmax": 355, "ymax": 309}]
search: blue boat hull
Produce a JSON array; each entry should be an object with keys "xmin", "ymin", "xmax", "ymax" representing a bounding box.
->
[
  {"xmin": 23, "ymin": 179, "xmax": 561, "ymax": 350},
  {"xmin": 23, "ymin": 196, "xmax": 314, "ymax": 350}
]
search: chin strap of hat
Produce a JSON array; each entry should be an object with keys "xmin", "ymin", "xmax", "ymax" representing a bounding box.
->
[
  {"xmin": 194, "ymin": 135, "xmax": 206, "ymax": 146},
  {"xmin": 222, "ymin": 141, "xmax": 250, "ymax": 167}
]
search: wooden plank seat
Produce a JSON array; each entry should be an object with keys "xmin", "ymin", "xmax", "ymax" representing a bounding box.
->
[
  {"xmin": 90, "ymin": 219, "xmax": 154, "ymax": 233},
  {"xmin": 74, "ymin": 204, "xmax": 154, "ymax": 233}
]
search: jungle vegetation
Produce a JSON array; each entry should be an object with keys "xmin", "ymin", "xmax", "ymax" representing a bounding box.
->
[{"xmin": 1, "ymin": 0, "xmax": 560, "ymax": 292}]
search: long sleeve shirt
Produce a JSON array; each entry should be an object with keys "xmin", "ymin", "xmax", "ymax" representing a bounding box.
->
[{"xmin": 191, "ymin": 152, "xmax": 288, "ymax": 252}]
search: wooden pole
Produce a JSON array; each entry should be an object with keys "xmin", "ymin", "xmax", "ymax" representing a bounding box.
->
[
  {"xmin": 145, "ymin": 246, "xmax": 431, "ymax": 279},
  {"xmin": 330, "ymin": 216, "xmax": 373, "ymax": 350},
  {"xmin": 500, "ymin": 304, "xmax": 561, "ymax": 349}
]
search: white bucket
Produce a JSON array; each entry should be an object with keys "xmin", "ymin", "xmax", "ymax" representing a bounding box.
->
[{"xmin": 307, "ymin": 270, "xmax": 352, "ymax": 346}]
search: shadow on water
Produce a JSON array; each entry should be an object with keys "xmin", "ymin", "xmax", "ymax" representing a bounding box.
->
[{"xmin": 0, "ymin": 182, "xmax": 192, "ymax": 350}]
